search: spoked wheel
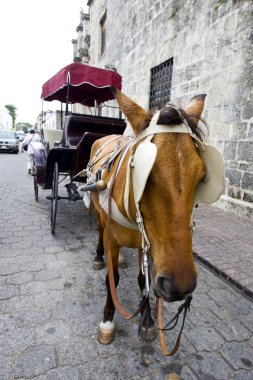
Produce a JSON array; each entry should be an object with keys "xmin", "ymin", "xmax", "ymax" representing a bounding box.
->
[
  {"xmin": 33, "ymin": 159, "xmax": 38, "ymax": 202},
  {"xmin": 51, "ymin": 162, "xmax": 59, "ymax": 234}
]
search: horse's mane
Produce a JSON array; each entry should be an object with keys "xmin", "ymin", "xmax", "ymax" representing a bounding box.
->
[{"xmin": 155, "ymin": 105, "xmax": 208, "ymax": 142}]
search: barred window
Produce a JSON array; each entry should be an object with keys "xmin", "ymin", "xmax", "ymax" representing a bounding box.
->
[
  {"xmin": 149, "ymin": 58, "xmax": 173, "ymax": 111},
  {"xmin": 100, "ymin": 12, "xmax": 106, "ymax": 55}
]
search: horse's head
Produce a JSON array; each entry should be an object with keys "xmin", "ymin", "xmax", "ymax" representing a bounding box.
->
[{"xmin": 115, "ymin": 90, "xmax": 207, "ymax": 302}]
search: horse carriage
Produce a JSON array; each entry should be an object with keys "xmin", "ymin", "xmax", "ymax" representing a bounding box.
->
[
  {"xmin": 31, "ymin": 63, "xmax": 126, "ymax": 233},
  {"xmin": 32, "ymin": 62, "xmax": 225, "ymax": 355}
]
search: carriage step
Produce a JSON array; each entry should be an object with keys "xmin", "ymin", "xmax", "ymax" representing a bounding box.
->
[
  {"xmin": 65, "ymin": 183, "xmax": 82, "ymax": 201},
  {"xmin": 46, "ymin": 195, "xmax": 61, "ymax": 201}
]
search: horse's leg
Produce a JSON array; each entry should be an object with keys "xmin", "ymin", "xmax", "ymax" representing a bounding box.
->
[
  {"xmin": 98, "ymin": 234, "xmax": 120, "ymax": 345},
  {"xmin": 93, "ymin": 210, "xmax": 105, "ymax": 270},
  {"xmin": 138, "ymin": 248, "xmax": 156, "ymax": 341}
]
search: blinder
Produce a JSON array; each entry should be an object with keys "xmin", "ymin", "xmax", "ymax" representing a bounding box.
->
[
  {"xmin": 194, "ymin": 139, "xmax": 224, "ymax": 204},
  {"xmin": 132, "ymin": 140, "xmax": 157, "ymax": 203}
]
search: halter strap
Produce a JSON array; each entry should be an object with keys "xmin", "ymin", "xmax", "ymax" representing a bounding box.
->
[{"xmin": 130, "ymin": 110, "xmax": 191, "ymax": 147}]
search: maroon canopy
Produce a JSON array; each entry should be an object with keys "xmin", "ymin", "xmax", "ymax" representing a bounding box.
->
[{"xmin": 41, "ymin": 63, "xmax": 122, "ymax": 107}]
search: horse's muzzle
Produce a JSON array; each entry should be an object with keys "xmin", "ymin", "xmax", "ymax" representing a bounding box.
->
[{"xmin": 155, "ymin": 274, "xmax": 197, "ymax": 303}]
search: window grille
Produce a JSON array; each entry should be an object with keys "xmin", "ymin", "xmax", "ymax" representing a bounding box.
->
[
  {"xmin": 100, "ymin": 12, "xmax": 106, "ymax": 55},
  {"xmin": 149, "ymin": 58, "xmax": 173, "ymax": 111}
]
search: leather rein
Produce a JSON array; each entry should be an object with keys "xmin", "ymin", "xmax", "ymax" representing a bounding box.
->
[{"xmin": 105, "ymin": 138, "xmax": 193, "ymax": 356}]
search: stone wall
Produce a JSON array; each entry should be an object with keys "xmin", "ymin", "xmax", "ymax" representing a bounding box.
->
[{"xmin": 82, "ymin": 0, "xmax": 253, "ymax": 218}]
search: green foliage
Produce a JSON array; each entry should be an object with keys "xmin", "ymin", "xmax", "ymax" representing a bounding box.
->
[
  {"xmin": 16, "ymin": 122, "xmax": 33, "ymax": 133},
  {"xmin": 214, "ymin": 0, "xmax": 226, "ymax": 10},
  {"xmin": 5, "ymin": 104, "xmax": 17, "ymax": 128}
]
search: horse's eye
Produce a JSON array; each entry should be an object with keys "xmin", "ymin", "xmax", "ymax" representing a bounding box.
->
[{"xmin": 200, "ymin": 174, "xmax": 208, "ymax": 184}]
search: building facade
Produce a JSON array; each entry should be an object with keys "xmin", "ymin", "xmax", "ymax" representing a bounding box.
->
[
  {"xmin": 0, "ymin": 106, "xmax": 12, "ymax": 130},
  {"xmin": 36, "ymin": 110, "xmax": 64, "ymax": 130},
  {"xmin": 75, "ymin": 0, "xmax": 253, "ymax": 218}
]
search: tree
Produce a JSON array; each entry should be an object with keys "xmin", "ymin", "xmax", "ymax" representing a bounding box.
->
[
  {"xmin": 5, "ymin": 104, "xmax": 17, "ymax": 128},
  {"xmin": 16, "ymin": 122, "xmax": 33, "ymax": 134}
]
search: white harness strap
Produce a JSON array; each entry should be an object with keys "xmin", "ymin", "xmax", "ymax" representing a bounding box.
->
[
  {"xmin": 99, "ymin": 180, "xmax": 138, "ymax": 230},
  {"xmin": 131, "ymin": 111, "xmax": 191, "ymax": 147},
  {"xmin": 97, "ymin": 138, "xmax": 139, "ymax": 230},
  {"xmin": 124, "ymin": 135, "xmax": 155, "ymax": 220}
]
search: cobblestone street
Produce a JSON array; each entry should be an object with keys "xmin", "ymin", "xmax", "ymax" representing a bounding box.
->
[{"xmin": 0, "ymin": 152, "xmax": 253, "ymax": 380}]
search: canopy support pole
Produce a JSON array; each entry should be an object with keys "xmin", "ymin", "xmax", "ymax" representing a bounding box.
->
[
  {"xmin": 61, "ymin": 103, "xmax": 63, "ymax": 129},
  {"xmin": 41, "ymin": 100, "xmax": 44, "ymax": 126},
  {"xmin": 66, "ymin": 79, "xmax": 70, "ymax": 116}
]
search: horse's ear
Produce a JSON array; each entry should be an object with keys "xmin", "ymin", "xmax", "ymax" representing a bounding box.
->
[
  {"xmin": 184, "ymin": 94, "xmax": 207, "ymax": 125},
  {"xmin": 112, "ymin": 87, "xmax": 151, "ymax": 134}
]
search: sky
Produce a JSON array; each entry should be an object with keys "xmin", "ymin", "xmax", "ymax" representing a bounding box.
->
[{"xmin": 0, "ymin": 1, "xmax": 87, "ymax": 125}]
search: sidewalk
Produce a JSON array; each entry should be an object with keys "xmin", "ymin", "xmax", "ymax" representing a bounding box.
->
[{"xmin": 193, "ymin": 204, "xmax": 253, "ymax": 300}]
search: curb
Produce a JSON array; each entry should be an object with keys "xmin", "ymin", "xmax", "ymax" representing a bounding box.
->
[{"xmin": 194, "ymin": 251, "xmax": 253, "ymax": 302}]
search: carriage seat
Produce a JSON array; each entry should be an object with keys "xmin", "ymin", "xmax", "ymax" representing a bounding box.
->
[
  {"xmin": 60, "ymin": 115, "xmax": 126, "ymax": 148},
  {"xmin": 72, "ymin": 131, "xmax": 107, "ymax": 180},
  {"xmin": 43, "ymin": 129, "xmax": 63, "ymax": 150}
]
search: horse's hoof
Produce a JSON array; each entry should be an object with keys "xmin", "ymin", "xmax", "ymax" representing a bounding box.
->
[
  {"xmin": 93, "ymin": 259, "xmax": 104, "ymax": 270},
  {"xmin": 118, "ymin": 253, "xmax": 128, "ymax": 269},
  {"xmin": 98, "ymin": 321, "xmax": 115, "ymax": 345},
  {"xmin": 168, "ymin": 374, "xmax": 180, "ymax": 380},
  {"xmin": 140, "ymin": 324, "xmax": 157, "ymax": 342}
]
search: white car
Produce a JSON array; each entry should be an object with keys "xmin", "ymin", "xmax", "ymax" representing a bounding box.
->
[
  {"xmin": 0, "ymin": 130, "xmax": 19, "ymax": 153},
  {"xmin": 16, "ymin": 131, "xmax": 25, "ymax": 141}
]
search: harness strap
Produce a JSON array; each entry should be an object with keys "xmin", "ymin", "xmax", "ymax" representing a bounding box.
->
[
  {"xmin": 87, "ymin": 135, "xmax": 123, "ymax": 172},
  {"xmin": 98, "ymin": 138, "xmax": 138, "ymax": 230},
  {"xmin": 106, "ymin": 143, "xmax": 149, "ymax": 320},
  {"xmin": 131, "ymin": 123, "xmax": 191, "ymax": 147},
  {"xmin": 107, "ymin": 245, "xmax": 148, "ymax": 320},
  {"xmin": 26, "ymin": 135, "xmax": 34, "ymax": 147},
  {"xmin": 99, "ymin": 187, "xmax": 138, "ymax": 230},
  {"xmin": 157, "ymin": 295, "xmax": 192, "ymax": 356}
]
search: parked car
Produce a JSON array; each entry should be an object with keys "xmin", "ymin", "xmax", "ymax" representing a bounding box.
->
[
  {"xmin": 0, "ymin": 130, "xmax": 19, "ymax": 153},
  {"xmin": 16, "ymin": 131, "xmax": 25, "ymax": 141}
]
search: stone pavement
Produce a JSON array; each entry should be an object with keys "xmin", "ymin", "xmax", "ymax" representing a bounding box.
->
[
  {"xmin": 0, "ymin": 152, "xmax": 253, "ymax": 380},
  {"xmin": 193, "ymin": 204, "xmax": 253, "ymax": 300}
]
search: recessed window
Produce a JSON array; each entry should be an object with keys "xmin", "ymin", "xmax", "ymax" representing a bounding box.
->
[
  {"xmin": 149, "ymin": 58, "xmax": 173, "ymax": 111},
  {"xmin": 100, "ymin": 12, "xmax": 106, "ymax": 55}
]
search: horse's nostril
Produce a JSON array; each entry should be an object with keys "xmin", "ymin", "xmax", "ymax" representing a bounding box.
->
[
  {"xmin": 156, "ymin": 275, "xmax": 197, "ymax": 300},
  {"xmin": 156, "ymin": 275, "xmax": 174, "ymax": 294}
]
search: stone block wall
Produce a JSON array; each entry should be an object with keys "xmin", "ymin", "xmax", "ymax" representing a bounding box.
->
[{"xmin": 83, "ymin": 0, "xmax": 253, "ymax": 218}]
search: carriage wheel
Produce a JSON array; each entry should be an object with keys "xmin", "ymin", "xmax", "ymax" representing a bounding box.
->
[
  {"xmin": 51, "ymin": 162, "xmax": 59, "ymax": 234},
  {"xmin": 33, "ymin": 159, "xmax": 38, "ymax": 202}
]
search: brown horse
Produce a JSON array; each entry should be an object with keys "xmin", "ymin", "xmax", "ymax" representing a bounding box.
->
[{"xmin": 89, "ymin": 89, "xmax": 207, "ymax": 344}]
